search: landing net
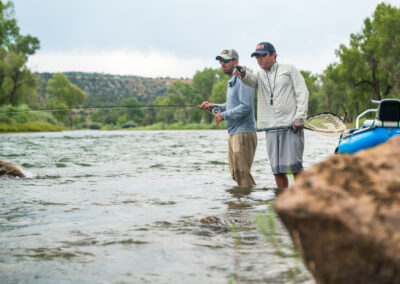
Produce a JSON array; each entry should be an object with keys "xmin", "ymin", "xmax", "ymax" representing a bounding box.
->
[{"xmin": 304, "ymin": 112, "xmax": 346, "ymax": 137}]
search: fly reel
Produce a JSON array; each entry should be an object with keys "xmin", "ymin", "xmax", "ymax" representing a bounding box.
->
[{"xmin": 211, "ymin": 106, "xmax": 221, "ymax": 115}]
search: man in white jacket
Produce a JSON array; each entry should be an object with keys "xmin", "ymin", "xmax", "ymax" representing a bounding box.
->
[{"xmin": 234, "ymin": 42, "xmax": 309, "ymax": 188}]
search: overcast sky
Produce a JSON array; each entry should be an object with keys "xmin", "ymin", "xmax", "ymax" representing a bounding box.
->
[{"xmin": 13, "ymin": 0, "xmax": 400, "ymax": 78}]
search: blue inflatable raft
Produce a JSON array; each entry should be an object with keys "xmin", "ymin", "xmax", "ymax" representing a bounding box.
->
[{"xmin": 336, "ymin": 99, "xmax": 400, "ymax": 154}]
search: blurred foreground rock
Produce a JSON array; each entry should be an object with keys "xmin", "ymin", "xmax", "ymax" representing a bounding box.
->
[
  {"xmin": 0, "ymin": 160, "xmax": 28, "ymax": 177},
  {"xmin": 275, "ymin": 136, "xmax": 400, "ymax": 284}
]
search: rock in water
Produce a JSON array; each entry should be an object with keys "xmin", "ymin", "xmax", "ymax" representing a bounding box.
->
[
  {"xmin": 275, "ymin": 136, "xmax": 400, "ymax": 284},
  {"xmin": 0, "ymin": 160, "xmax": 31, "ymax": 178}
]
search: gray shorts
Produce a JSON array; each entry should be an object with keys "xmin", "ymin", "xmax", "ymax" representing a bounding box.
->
[{"xmin": 265, "ymin": 129, "xmax": 304, "ymax": 174}]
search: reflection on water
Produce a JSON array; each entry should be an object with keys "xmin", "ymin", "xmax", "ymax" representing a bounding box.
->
[{"xmin": 0, "ymin": 130, "xmax": 337, "ymax": 283}]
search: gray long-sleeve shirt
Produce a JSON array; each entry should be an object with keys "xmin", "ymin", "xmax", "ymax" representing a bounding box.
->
[
  {"xmin": 241, "ymin": 63, "xmax": 309, "ymax": 129},
  {"xmin": 215, "ymin": 76, "xmax": 256, "ymax": 136}
]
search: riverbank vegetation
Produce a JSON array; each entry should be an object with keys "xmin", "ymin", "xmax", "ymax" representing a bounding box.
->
[
  {"xmin": 0, "ymin": 121, "xmax": 62, "ymax": 132},
  {"xmin": 0, "ymin": 1, "xmax": 399, "ymax": 132}
]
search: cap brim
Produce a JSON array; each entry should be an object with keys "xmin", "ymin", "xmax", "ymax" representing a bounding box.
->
[
  {"xmin": 251, "ymin": 50, "xmax": 268, "ymax": 57},
  {"xmin": 216, "ymin": 55, "xmax": 233, "ymax": 60}
]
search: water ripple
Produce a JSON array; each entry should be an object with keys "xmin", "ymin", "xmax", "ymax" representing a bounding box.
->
[{"xmin": 0, "ymin": 130, "xmax": 334, "ymax": 283}]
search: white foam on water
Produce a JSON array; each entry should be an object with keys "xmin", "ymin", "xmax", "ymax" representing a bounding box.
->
[{"xmin": 18, "ymin": 166, "xmax": 34, "ymax": 178}]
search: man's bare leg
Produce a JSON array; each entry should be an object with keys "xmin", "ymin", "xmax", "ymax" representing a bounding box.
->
[{"xmin": 274, "ymin": 173, "xmax": 288, "ymax": 189}]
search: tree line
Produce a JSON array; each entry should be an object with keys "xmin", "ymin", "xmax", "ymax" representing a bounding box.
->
[{"xmin": 0, "ymin": 1, "xmax": 399, "ymax": 131}]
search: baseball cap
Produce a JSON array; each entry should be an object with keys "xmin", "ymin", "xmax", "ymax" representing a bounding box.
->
[
  {"xmin": 216, "ymin": 49, "xmax": 239, "ymax": 61},
  {"xmin": 251, "ymin": 42, "xmax": 276, "ymax": 57}
]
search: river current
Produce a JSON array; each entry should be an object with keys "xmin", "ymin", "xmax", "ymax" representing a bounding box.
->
[{"xmin": 0, "ymin": 130, "xmax": 338, "ymax": 283}]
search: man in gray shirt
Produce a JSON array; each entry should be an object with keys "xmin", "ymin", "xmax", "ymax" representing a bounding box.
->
[{"xmin": 200, "ymin": 49, "xmax": 257, "ymax": 187}]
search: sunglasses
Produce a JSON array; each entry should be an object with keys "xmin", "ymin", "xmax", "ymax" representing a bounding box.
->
[{"xmin": 219, "ymin": 58, "xmax": 233, "ymax": 63}]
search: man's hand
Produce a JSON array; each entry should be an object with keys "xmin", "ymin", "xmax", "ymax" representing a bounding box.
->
[
  {"xmin": 233, "ymin": 66, "xmax": 246, "ymax": 79},
  {"xmin": 199, "ymin": 101, "xmax": 213, "ymax": 110},
  {"xmin": 215, "ymin": 113, "xmax": 223, "ymax": 126},
  {"xmin": 292, "ymin": 119, "xmax": 304, "ymax": 132}
]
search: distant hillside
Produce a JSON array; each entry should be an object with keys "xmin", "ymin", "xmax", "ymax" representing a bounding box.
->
[
  {"xmin": 157, "ymin": 77, "xmax": 193, "ymax": 86},
  {"xmin": 38, "ymin": 72, "xmax": 173, "ymax": 106}
]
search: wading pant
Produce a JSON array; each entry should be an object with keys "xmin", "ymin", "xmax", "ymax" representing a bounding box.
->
[{"xmin": 228, "ymin": 132, "xmax": 257, "ymax": 187}]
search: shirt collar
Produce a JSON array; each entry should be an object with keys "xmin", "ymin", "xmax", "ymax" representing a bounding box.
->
[
  {"xmin": 228, "ymin": 76, "xmax": 237, "ymax": 87},
  {"xmin": 266, "ymin": 63, "xmax": 278, "ymax": 73}
]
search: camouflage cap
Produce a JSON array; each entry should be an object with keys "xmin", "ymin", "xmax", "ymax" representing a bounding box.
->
[{"xmin": 216, "ymin": 49, "xmax": 239, "ymax": 61}]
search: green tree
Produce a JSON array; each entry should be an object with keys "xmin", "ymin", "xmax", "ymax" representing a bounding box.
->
[
  {"xmin": 153, "ymin": 96, "xmax": 174, "ymax": 124},
  {"xmin": 319, "ymin": 3, "xmax": 400, "ymax": 121},
  {"xmin": 121, "ymin": 97, "xmax": 143, "ymax": 124},
  {"xmin": 0, "ymin": 51, "xmax": 39, "ymax": 106},
  {"xmin": 46, "ymin": 98, "xmax": 68, "ymax": 124},
  {"xmin": 166, "ymin": 81, "xmax": 197, "ymax": 122},
  {"xmin": 210, "ymin": 78, "xmax": 229, "ymax": 104},
  {"xmin": 46, "ymin": 73, "xmax": 86, "ymax": 128},
  {"xmin": 300, "ymin": 70, "xmax": 325, "ymax": 116},
  {"xmin": 142, "ymin": 101, "xmax": 157, "ymax": 125},
  {"xmin": 372, "ymin": 3, "xmax": 400, "ymax": 95},
  {"xmin": 0, "ymin": 1, "xmax": 40, "ymax": 107},
  {"xmin": 320, "ymin": 63, "xmax": 364, "ymax": 120},
  {"xmin": 192, "ymin": 68, "xmax": 218, "ymax": 101},
  {"xmin": 192, "ymin": 68, "xmax": 226, "ymax": 122}
]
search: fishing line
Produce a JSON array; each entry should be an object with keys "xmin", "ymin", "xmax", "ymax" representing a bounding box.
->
[{"xmin": 0, "ymin": 105, "xmax": 201, "ymax": 114}]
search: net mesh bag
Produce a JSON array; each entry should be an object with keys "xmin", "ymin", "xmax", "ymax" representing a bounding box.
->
[{"xmin": 305, "ymin": 113, "xmax": 346, "ymax": 137}]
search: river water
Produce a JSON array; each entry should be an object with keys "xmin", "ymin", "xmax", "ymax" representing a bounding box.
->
[{"xmin": 0, "ymin": 130, "xmax": 338, "ymax": 284}]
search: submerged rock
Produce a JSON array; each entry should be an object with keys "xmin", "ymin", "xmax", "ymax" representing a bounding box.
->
[
  {"xmin": 275, "ymin": 136, "xmax": 400, "ymax": 284},
  {"xmin": 0, "ymin": 160, "xmax": 31, "ymax": 178}
]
